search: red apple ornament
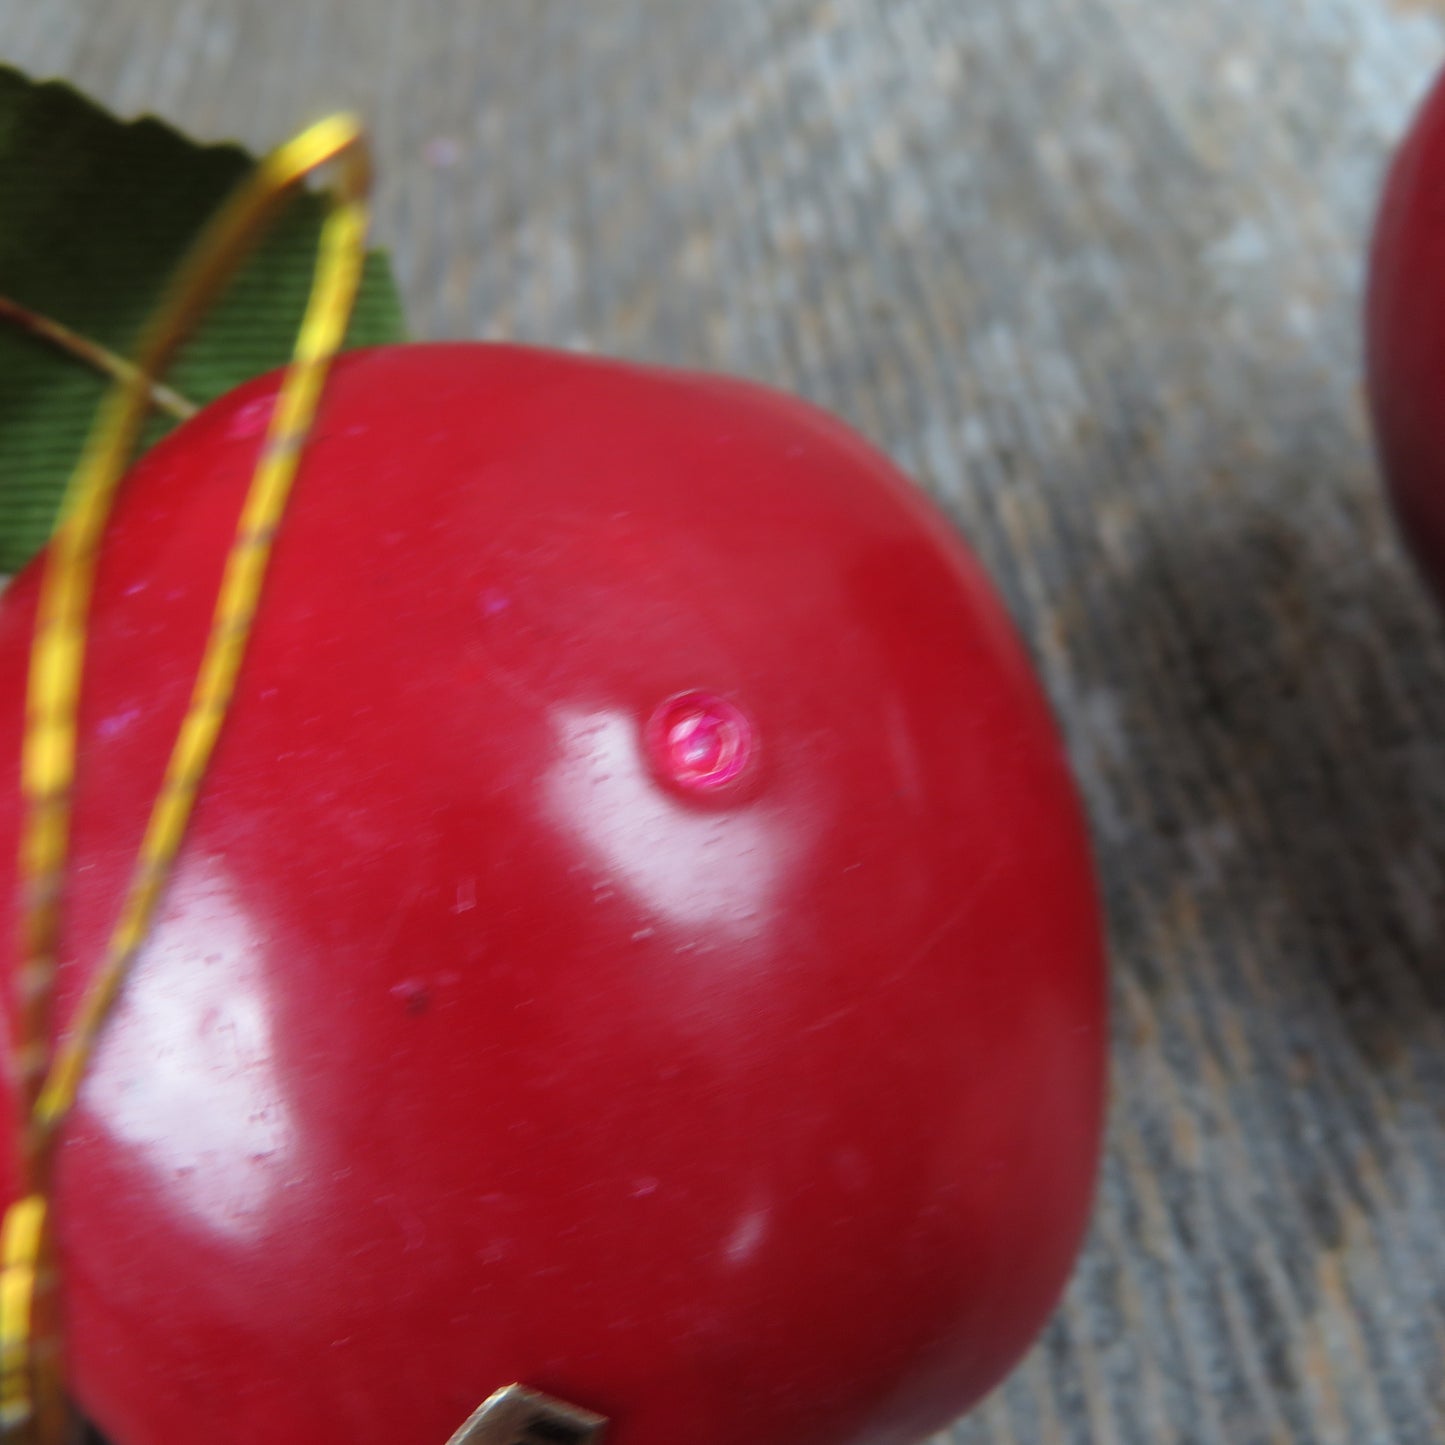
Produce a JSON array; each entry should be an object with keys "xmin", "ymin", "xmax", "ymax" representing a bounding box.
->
[
  {"xmin": 0, "ymin": 344, "xmax": 1106, "ymax": 1445},
  {"xmin": 1369, "ymin": 67, "xmax": 1445, "ymax": 599}
]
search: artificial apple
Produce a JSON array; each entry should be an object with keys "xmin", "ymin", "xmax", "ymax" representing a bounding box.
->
[
  {"xmin": 1369, "ymin": 65, "xmax": 1445, "ymax": 600},
  {"xmin": 0, "ymin": 344, "xmax": 1106, "ymax": 1445}
]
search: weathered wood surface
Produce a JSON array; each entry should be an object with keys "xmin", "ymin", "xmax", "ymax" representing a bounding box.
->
[{"xmin": 2, "ymin": 0, "xmax": 1444, "ymax": 1441}]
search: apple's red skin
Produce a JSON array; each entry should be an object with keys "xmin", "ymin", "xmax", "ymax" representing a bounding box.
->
[
  {"xmin": 1369, "ymin": 68, "xmax": 1445, "ymax": 600},
  {"xmin": 0, "ymin": 345, "xmax": 1105, "ymax": 1445}
]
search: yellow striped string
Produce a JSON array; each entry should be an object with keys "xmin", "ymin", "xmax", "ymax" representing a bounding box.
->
[
  {"xmin": 2, "ymin": 113, "xmax": 372, "ymax": 1445},
  {"xmin": 0, "ymin": 1197, "xmax": 45, "ymax": 1438}
]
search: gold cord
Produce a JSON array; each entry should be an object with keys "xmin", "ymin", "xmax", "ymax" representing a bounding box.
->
[{"xmin": 2, "ymin": 113, "xmax": 372, "ymax": 1445}]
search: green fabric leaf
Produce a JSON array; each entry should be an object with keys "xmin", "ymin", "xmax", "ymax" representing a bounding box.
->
[{"xmin": 0, "ymin": 65, "xmax": 407, "ymax": 574}]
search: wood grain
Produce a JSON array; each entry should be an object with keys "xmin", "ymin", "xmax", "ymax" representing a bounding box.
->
[{"xmin": 1, "ymin": 0, "xmax": 1443, "ymax": 1441}]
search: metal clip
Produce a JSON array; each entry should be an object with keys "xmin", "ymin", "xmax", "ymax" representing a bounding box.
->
[{"xmin": 445, "ymin": 1384, "xmax": 607, "ymax": 1445}]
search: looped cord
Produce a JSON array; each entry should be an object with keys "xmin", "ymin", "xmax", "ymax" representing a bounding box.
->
[{"xmin": 2, "ymin": 114, "xmax": 372, "ymax": 1445}]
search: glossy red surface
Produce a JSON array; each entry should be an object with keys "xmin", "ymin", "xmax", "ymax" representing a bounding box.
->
[
  {"xmin": 1369, "ymin": 67, "xmax": 1445, "ymax": 602},
  {"xmin": 0, "ymin": 344, "xmax": 1106, "ymax": 1445}
]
